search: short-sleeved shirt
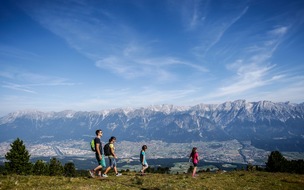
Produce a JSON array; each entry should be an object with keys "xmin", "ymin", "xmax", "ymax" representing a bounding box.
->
[
  {"xmin": 94, "ymin": 137, "xmax": 103, "ymax": 155},
  {"xmin": 109, "ymin": 143, "xmax": 115, "ymax": 157},
  {"xmin": 140, "ymin": 150, "xmax": 147, "ymax": 164},
  {"xmin": 192, "ymin": 152, "xmax": 199, "ymax": 164}
]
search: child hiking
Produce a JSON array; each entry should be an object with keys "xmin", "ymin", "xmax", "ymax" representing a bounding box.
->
[
  {"xmin": 140, "ymin": 145, "xmax": 148, "ymax": 175},
  {"xmin": 102, "ymin": 136, "xmax": 122, "ymax": 177},
  {"xmin": 89, "ymin": 129, "xmax": 104, "ymax": 178},
  {"xmin": 189, "ymin": 147, "xmax": 199, "ymax": 178}
]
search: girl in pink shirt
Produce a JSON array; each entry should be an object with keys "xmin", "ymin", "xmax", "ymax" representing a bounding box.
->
[{"xmin": 189, "ymin": 147, "xmax": 199, "ymax": 177}]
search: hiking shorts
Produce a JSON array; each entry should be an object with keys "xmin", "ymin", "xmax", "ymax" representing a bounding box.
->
[
  {"xmin": 95, "ymin": 154, "xmax": 102, "ymax": 164},
  {"xmin": 142, "ymin": 161, "xmax": 148, "ymax": 167},
  {"xmin": 193, "ymin": 162, "xmax": 198, "ymax": 167},
  {"xmin": 108, "ymin": 157, "xmax": 117, "ymax": 168}
]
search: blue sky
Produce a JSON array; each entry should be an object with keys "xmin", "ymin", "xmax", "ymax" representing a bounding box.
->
[{"xmin": 0, "ymin": 0, "xmax": 304, "ymax": 116}]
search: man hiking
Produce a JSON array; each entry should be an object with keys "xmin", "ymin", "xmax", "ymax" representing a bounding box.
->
[{"xmin": 89, "ymin": 129, "xmax": 104, "ymax": 178}]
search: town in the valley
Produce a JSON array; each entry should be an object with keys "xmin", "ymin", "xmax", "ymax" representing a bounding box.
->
[{"xmin": 0, "ymin": 139, "xmax": 303, "ymax": 173}]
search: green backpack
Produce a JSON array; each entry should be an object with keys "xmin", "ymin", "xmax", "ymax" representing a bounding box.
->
[{"xmin": 90, "ymin": 139, "xmax": 95, "ymax": 152}]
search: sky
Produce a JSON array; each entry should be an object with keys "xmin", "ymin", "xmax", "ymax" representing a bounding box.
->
[{"xmin": 0, "ymin": 0, "xmax": 304, "ymax": 116}]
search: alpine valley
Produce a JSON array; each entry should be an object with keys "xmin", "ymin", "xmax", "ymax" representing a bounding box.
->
[{"xmin": 1, "ymin": 100, "xmax": 304, "ymax": 152}]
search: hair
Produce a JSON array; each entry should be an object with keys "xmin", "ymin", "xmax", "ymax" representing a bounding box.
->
[
  {"xmin": 142, "ymin": 145, "xmax": 147, "ymax": 150},
  {"xmin": 109, "ymin": 136, "xmax": 116, "ymax": 142},
  {"xmin": 191, "ymin": 147, "xmax": 197, "ymax": 158},
  {"xmin": 95, "ymin": 129, "xmax": 102, "ymax": 136}
]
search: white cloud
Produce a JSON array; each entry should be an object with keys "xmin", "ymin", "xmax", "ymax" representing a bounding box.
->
[
  {"xmin": 219, "ymin": 64, "xmax": 275, "ymax": 95},
  {"xmin": 2, "ymin": 82, "xmax": 36, "ymax": 94},
  {"xmin": 0, "ymin": 68, "xmax": 78, "ymax": 94},
  {"xmin": 269, "ymin": 26, "xmax": 288, "ymax": 36}
]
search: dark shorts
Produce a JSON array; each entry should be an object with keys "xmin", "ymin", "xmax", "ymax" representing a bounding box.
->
[{"xmin": 193, "ymin": 163, "xmax": 198, "ymax": 167}]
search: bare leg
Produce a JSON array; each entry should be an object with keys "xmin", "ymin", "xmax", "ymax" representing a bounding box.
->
[
  {"xmin": 94, "ymin": 165, "xmax": 102, "ymax": 175},
  {"xmin": 192, "ymin": 167, "xmax": 197, "ymax": 177},
  {"xmin": 104, "ymin": 167, "xmax": 111, "ymax": 174},
  {"xmin": 114, "ymin": 166, "xmax": 118, "ymax": 174}
]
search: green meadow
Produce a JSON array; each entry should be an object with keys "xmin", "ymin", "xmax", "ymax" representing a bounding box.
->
[{"xmin": 1, "ymin": 171, "xmax": 303, "ymax": 190}]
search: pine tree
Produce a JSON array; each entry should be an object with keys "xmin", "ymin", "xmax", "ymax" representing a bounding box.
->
[
  {"xmin": 5, "ymin": 138, "xmax": 32, "ymax": 175},
  {"xmin": 49, "ymin": 157, "xmax": 63, "ymax": 176},
  {"xmin": 266, "ymin": 151, "xmax": 287, "ymax": 172},
  {"xmin": 33, "ymin": 160, "xmax": 49, "ymax": 175},
  {"xmin": 64, "ymin": 162, "xmax": 77, "ymax": 177}
]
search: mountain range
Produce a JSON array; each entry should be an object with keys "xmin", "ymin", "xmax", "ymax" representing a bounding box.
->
[{"xmin": 1, "ymin": 100, "xmax": 304, "ymax": 152}]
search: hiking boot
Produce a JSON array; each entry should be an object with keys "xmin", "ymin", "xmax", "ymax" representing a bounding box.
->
[
  {"xmin": 102, "ymin": 174, "xmax": 108, "ymax": 178},
  {"xmin": 116, "ymin": 173, "xmax": 122, "ymax": 177},
  {"xmin": 89, "ymin": 170, "xmax": 95, "ymax": 178}
]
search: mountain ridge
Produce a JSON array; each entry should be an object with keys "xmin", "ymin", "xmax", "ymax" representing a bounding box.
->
[{"xmin": 1, "ymin": 100, "xmax": 304, "ymax": 152}]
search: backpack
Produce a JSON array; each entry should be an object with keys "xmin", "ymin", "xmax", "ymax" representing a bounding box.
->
[
  {"xmin": 104, "ymin": 143, "xmax": 111, "ymax": 156},
  {"xmin": 90, "ymin": 139, "xmax": 96, "ymax": 152}
]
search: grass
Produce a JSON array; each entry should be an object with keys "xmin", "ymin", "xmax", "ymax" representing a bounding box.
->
[{"xmin": 0, "ymin": 171, "xmax": 303, "ymax": 190}]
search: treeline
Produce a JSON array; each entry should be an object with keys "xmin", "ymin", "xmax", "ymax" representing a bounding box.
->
[
  {"xmin": 1, "ymin": 138, "xmax": 86, "ymax": 177},
  {"xmin": 265, "ymin": 150, "xmax": 304, "ymax": 174}
]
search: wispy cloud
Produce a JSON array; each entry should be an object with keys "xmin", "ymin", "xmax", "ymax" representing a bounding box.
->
[
  {"xmin": 0, "ymin": 45, "xmax": 40, "ymax": 61},
  {"xmin": 218, "ymin": 63, "xmax": 277, "ymax": 96},
  {"xmin": 94, "ymin": 39, "xmax": 208, "ymax": 80},
  {"xmin": 203, "ymin": 6, "xmax": 249, "ymax": 55},
  {"xmin": 2, "ymin": 82, "xmax": 36, "ymax": 94},
  {"xmin": 0, "ymin": 69, "xmax": 78, "ymax": 93},
  {"xmin": 187, "ymin": 3, "xmax": 249, "ymax": 57},
  {"xmin": 210, "ymin": 24, "xmax": 291, "ymax": 99}
]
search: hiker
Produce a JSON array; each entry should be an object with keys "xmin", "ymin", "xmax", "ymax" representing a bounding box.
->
[
  {"xmin": 189, "ymin": 147, "xmax": 199, "ymax": 177},
  {"xmin": 140, "ymin": 145, "xmax": 148, "ymax": 175},
  {"xmin": 102, "ymin": 136, "xmax": 122, "ymax": 177},
  {"xmin": 89, "ymin": 129, "xmax": 104, "ymax": 178}
]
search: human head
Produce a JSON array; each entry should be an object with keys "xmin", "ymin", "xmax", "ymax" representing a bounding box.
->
[
  {"xmin": 192, "ymin": 147, "xmax": 197, "ymax": 152},
  {"xmin": 109, "ymin": 136, "xmax": 116, "ymax": 143},
  {"xmin": 95, "ymin": 129, "xmax": 102, "ymax": 136},
  {"xmin": 142, "ymin": 145, "xmax": 147, "ymax": 150}
]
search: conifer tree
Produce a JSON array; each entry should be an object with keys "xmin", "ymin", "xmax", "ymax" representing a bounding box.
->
[
  {"xmin": 5, "ymin": 138, "xmax": 32, "ymax": 175},
  {"xmin": 266, "ymin": 151, "xmax": 287, "ymax": 172},
  {"xmin": 64, "ymin": 162, "xmax": 76, "ymax": 177},
  {"xmin": 33, "ymin": 160, "xmax": 49, "ymax": 175},
  {"xmin": 49, "ymin": 157, "xmax": 63, "ymax": 176}
]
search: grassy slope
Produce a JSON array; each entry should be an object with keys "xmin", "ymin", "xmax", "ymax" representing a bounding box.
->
[{"xmin": 0, "ymin": 171, "xmax": 303, "ymax": 190}]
